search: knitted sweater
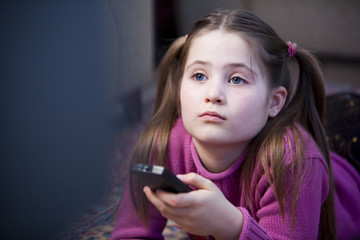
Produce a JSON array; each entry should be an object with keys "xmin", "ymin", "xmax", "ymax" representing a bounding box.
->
[{"xmin": 111, "ymin": 118, "xmax": 360, "ymax": 240}]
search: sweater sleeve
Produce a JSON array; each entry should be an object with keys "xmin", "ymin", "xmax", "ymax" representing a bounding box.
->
[
  {"xmin": 237, "ymin": 156, "xmax": 329, "ymax": 240},
  {"xmin": 110, "ymin": 180, "xmax": 167, "ymax": 240},
  {"xmin": 238, "ymin": 207, "xmax": 272, "ymax": 240}
]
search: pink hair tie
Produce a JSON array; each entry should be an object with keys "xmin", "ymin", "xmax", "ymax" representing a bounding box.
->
[{"xmin": 287, "ymin": 41, "xmax": 297, "ymax": 58}]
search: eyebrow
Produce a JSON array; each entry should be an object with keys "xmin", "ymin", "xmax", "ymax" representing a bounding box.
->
[
  {"xmin": 185, "ymin": 60, "xmax": 256, "ymax": 77},
  {"xmin": 185, "ymin": 60, "xmax": 210, "ymax": 71}
]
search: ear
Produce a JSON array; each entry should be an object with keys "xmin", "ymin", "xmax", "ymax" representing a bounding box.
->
[{"xmin": 268, "ymin": 86, "xmax": 287, "ymax": 118}]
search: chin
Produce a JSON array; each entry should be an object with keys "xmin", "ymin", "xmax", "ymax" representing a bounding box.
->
[{"xmin": 193, "ymin": 135, "xmax": 232, "ymax": 145}]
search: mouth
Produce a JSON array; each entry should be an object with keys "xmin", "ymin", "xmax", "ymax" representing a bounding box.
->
[{"xmin": 199, "ymin": 111, "xmax": 226, "ymax": 121}]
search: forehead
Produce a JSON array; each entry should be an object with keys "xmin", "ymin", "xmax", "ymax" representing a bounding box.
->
[{"xmin": 186, "ymin": 30, "xmax": 256, "ymax": 69}]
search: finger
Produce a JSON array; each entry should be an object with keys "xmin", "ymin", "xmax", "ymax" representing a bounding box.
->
[
  {"xmin": 143, "ymin": 186, "xmax": 166, "ymax": 211},
  {"xmin": 144, "ymin": 187, "xmax": 191, "ymax": 218},
  {"xmin": 177, "ymin": 173, "xmax": 218, "ymax": 191},
  {"xmin": 155, "ymin": 189, "xmax": 194, "ymax": 208}
]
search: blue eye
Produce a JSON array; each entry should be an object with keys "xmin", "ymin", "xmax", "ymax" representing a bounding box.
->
[
  {"xmin": 230, "ymin": 76, "xmax": 245, "ymax": 84},
  {"xmin": 193, "ymin": 73, "xmax": 207, "ymax": 81}
]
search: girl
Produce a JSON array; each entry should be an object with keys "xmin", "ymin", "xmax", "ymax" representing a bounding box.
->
[{"xmin": 111, "ymin": 9, "xmax": 360, "ymax": 240}]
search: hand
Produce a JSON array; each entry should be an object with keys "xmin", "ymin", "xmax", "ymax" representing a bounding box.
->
[{"xmin": 143, "ymin": 172, "xmax": 244, "ymax": 240}]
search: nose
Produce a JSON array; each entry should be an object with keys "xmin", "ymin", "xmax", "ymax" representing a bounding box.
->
[{"xmin": 204, "ymin": 80, "xmax": 225, "ymax": 104}]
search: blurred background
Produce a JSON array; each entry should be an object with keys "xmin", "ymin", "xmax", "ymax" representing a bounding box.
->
[{"xmin": 1, "ymin": 0, "xmax": 359, "ymax": 239}]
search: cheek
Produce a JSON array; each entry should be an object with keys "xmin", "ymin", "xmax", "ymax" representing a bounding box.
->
[
  {"xmin": 180, "ymin": 94, "xmax": 192, "ymax": 118},
  {"xmin": 180, "ymin": 81, "xmax": 195, "ymax": 107},
  {"xmin": 231, "ymin": 93, "xmax": 270, "ymax": 123},
  {"xmin": 179, "ymin": 83, "xmax": 200, "ymax": 127},
  {"xmin": 179, "ymin": 82, "xmax": 185, "ymax": 106},
  {"xmin": 179, "ymin": 82, "xmax": 190, "ymax": 116}
]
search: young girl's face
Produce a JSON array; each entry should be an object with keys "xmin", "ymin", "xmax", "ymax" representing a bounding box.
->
[{"xmin": 180, "ymin": 30, "xmax": 274, "ymax": 153}]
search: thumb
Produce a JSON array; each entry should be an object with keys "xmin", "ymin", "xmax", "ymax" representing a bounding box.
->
[{"xmin": 177, "ymin": 173, "xmax": 217, "ymax": 191}]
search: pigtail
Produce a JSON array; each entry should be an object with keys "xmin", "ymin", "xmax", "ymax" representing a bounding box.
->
[
  {"xmin": 293, "ymin": 49, "xmax": 328, "ymax": 157},
  {"xmin": 129, "ymin": 36, "xmax": 187, "ymax": 223},
  {"xmin": 154, "ymin": 36, "xmax": 187, "ymax": 114},
  {"xmin": 292, "ymin": 49, "xmax": 336, "ymax": 239}
]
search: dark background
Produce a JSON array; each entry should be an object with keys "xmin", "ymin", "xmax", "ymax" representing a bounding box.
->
[{"xmin": 0, "ymin": 1, "xmax": 115, "ymax": 239}]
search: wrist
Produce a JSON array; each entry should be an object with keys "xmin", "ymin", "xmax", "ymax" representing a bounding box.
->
[{"xmin": 212, "ymin": 205, "xmax": 244, "ymax": 240}]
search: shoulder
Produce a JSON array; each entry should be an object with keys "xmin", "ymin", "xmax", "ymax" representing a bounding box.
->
[
  {"xmin": 284, "ymin": 124, "xmax": 326, "ymax": 162},
  {"xmin": 284, "ymin": 124, "xmax": 330, "ymax": 198},
  {"xmin": 282, "ymin": 124, "xmax": 330, "ymax": 185}
]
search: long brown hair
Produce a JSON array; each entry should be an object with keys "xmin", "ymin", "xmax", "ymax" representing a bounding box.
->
[{"xmin": 128, "ymin": 9, "xmax": 336, "ymax": 238}]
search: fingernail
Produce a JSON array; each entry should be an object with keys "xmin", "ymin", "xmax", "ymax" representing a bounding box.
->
[{"xmin": 143, "ymin": 186, "xmax": 149, "ymax": 194}]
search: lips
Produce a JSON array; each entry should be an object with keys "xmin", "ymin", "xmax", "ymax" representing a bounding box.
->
[{"xmin": 200, "ymin": 111, "xmax": 226, "ymax": 120}]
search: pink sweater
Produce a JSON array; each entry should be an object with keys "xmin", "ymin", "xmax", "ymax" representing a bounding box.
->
[{"xmin": 111, "ymin": 118, "xmax": 360, "ymax": 239}]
